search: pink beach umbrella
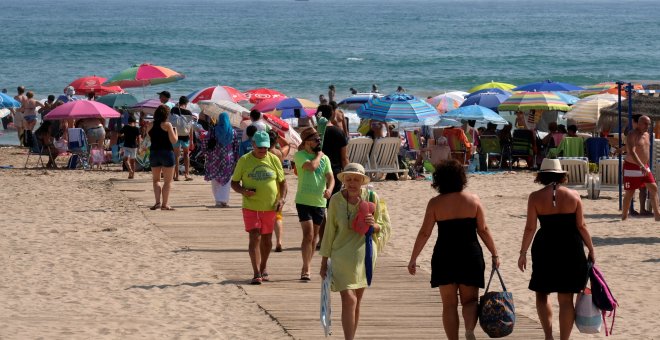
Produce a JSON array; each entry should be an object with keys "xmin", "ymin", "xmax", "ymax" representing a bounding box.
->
[
  {"xmin": 187, "ymin": 85, "xmax": 248, "ymax": 104},
  {"xmin": 252, "ymin": 97, "xmax": 286, "ymax": 113},
  {"xmin": 44, "ymin": 100, "xmax": 120, "ymax": 120}
]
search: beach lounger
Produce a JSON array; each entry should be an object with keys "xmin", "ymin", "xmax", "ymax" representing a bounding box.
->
[
  {"xmin": 559, "ymin": 157, "xmax": 593, "ymax": 198},
  {"xmin": 479, "ymin": 135, "xmax": 502, "ymax": 171},
  {"xmin": 591, "ymin": 158, "xmax": 621, "ymax": 199},
  {"xmin": 366, "ymin": 137, "xmax": 401, "ymax": 175},
  {"xmin": 347, "ymin": 137, "xmax": 373, "ymax": 170}
]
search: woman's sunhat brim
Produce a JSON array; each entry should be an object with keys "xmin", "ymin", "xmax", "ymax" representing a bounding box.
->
[{"xmin": 337, "ymin": 171, "xmax": 370, "ymax": 184}]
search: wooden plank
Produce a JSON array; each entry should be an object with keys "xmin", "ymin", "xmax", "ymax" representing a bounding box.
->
[{"xmin": 112, "ymin": 178, "xmax": 544, "ymax": 339}]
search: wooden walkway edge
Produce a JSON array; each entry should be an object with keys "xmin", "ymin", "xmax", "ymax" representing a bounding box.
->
[{"xmin": 112, "ymin": 176, "xmax": 544, "ymax": 339}]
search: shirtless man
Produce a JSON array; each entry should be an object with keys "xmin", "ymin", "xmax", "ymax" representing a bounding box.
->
[
  {"xmin": 622, "ymin": 115, "xmax": 660, "ymax": 221},
  {"xmin": 329, "ymin": 101, "xmax": 348, "ymax": 138},
  {"xmin": 13, "ymin": 86, "xmax": 28, "ymax": 145}
]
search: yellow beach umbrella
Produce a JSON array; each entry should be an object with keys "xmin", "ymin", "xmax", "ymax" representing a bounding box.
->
[{"xmin": 468, "ymin": 81, "xmax": 516, "ymax": 93}]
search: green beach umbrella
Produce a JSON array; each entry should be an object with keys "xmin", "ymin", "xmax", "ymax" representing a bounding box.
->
[
  {"xmin": 468, "ymin": 81, "xmax": 516, "ymax": 93},
  {"xmin": 97, "ymin": 93, "xmax": 139, "ymax": 108},
  {"xmin": 104, "ymin": 63, "xmax": 185, "ymax": 88}
]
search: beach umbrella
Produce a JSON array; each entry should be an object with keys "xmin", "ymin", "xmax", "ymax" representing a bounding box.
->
[
  {"xmin": 187, "ymin": 85, "xmax": 248, "ymax": 104},
  {"xmin": 356, "ymin": 93, "xmax": 440, "ymax": 124},
  {"xmin": 468, "ymin": 81, "xmax": 516, "ymax": 93},
  {"xmin": 552, "ymin": 92, "xmax": 580, "ymax": 105},
  {"xmin": 104, "ymin": 63, "xmax": 185, "ymax": 88},
  {"xmin": 445, "ymin": 91, "xmax": 470, "ymax": 98},
  {"xmin": 466, "ymin": 88, "xmax": 511, "ymax": 98},
  {"xmin": 197, "ymin": 100, "xmax": 249, "ymax": 127},
  {"xmin": 427, "ymin": 93, "xmax": 465, "ymax": 113},
  {"xmin": 129, "ymin": 98, "xmax": 172, "ymax": 115},
  {"xmin": 44, "ymin": 100, "xmax": 120, "ymax": 120},
  {"xmin": 275, "ymin": 98, "xmax": 318, "ymax": 119},
  {"xmin": 498, "ymin": 91, "xmax": 570, "ymax": 112},
  {"xmin": 0, "ymin": 92, "xmax": 21, "ymax": 108},
  {"xmin": 97, "ymin": 93, "xmax": 138, "ymax": 108},
  {"xmin": 579, "ymin": 82, "xmax": 643, "ymax": 98},
  {"xmin": 244, "ymin": 88, "xmax": 287, "ymax": 104},
  {"xmin": 436, "ymin": 117, "xmax": 462, "ymax": 128},
  {"xmin": 564, "ymin": 95, "xmax": 618, "ymax": 123},
  {"xmin": 443, "ymin": 105, "xmax": 508, "ymax": 124},
  {"xmin": 460, "ymin": 92, "xmax": 511, "ymax": 111},
  {"xmin": 68, "ymin": 76, "xmax": 123, "ymax": 96},
  {"xmin": 513, "ymin": 80, "xmax": 584, "ymax": 92},
  {"xmin": 338, "ymin": 93, "xmax": 383, "ymax": 111}
]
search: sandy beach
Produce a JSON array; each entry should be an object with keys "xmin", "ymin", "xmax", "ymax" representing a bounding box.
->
[{"xmin": 1, "ymin": 145, "xmax": 659, "ymax": 339}]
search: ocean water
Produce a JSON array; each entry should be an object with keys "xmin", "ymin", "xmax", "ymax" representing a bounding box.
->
[{"xmin": 1, "ymin": 0, "xmax": 660, "ymax": 144}]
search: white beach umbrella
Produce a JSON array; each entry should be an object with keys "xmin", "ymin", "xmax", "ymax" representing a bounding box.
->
[
  {"xmin": 564, "ymin": 95, "xmax": 619, "ymax": 123},
  {"xmin": 197, "ymin": 100, "xmax": 249, "ymax": 127}
]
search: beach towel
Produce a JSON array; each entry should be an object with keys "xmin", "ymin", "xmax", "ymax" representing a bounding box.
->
[
  {"xmin": 556, "ymin": 137, "xmax": 585, "ymax": 158},
  {"xmin": 320, "ymin": 259, "xmax": 332, "ymax": 337}
]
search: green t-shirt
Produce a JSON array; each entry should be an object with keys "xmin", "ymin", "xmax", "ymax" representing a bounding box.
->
[
  {"xmin": 294, "ymin": 150, "xmax": 332, "ymax": 207},
  {"xmin": 231, "ymin": 152, "xmax": 285, "ymax": 211}
]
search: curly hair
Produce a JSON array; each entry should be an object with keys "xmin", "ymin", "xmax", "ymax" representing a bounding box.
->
[
  {"xmin": 153, "ymin": 104, "xmax": 170, "ymax": 124},
  {"xmin": 431, "ymin": 159, "xmax": 467, "ymax": 194},
  {"xmin": 534, "ymin": 172, "xmax": 568, "ymax": 185}
]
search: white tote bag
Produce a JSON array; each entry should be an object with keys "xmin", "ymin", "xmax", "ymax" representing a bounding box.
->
[
  {"xmin": 320, "ymin": 260, "xmax": 332, "ymax": 337},
  {"xmin": 575, "ymin": 288, "xmax": 602, "ymax": 334}
]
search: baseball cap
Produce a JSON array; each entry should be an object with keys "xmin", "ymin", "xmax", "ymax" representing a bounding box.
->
[
  {"xmin": 253, "ymin": 131, "xmax": 270, "ymax": 148},
  {"xmin": 157, "ymin": 91, "xmax": 171, "ymax": 98}
]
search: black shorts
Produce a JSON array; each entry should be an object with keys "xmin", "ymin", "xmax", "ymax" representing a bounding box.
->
[
  {"xmin": 296, "ymin": 204, "xmax": 325, "ymax": 225},
  {"xmin": 150, "ymin": 149, "xmax": 175, "ymax": 167}
]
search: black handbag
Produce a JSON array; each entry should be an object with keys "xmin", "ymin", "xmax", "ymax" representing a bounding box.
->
[{"xmin": 478, "ymin": 268, "xmax": 516, "ymax": 338}]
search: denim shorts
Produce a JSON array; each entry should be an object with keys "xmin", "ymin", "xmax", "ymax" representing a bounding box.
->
[
  {"xmin": 173, "ymin": 139, "xmax": 190, "ymax": 149},
  {"xmin": 150, "ymin": 149, "xmax": 175, "ymax": 167},
  {"xmin": 296, "ymin": 203, "xmax": 325, "ymax": 225}
]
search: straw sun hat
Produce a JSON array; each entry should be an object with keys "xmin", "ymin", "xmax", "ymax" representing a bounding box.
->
[
  {"xmin": 538, "ymin": 159, "xmax": 567, "ymax": 173},
  {"xmin": 337, "ymin": 163, "xmax": 370, "ymax": 185}
]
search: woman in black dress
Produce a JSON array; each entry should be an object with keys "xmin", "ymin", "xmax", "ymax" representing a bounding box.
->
[
  {"xmin": 408, "ymin": 159, "xmax": 500, "ymax": 340},
  {"xmin": 518, "ymin": 159, "xmax": 595, "ymax": 340}
]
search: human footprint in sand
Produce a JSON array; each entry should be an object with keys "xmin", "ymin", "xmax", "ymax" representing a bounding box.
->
[
  {"xmin": 518, "ymin": 159, "xmax": 596, "ymax": 340},
  {"xmin": 621, "ymin": 114, "xmax": 660, "ymax": 221},
  {"xmin": 408, "ymin": 159, "xmax": 499, "ymax": 340}
]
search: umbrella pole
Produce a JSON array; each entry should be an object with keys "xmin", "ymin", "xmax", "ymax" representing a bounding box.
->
[{"xmin": 617, "ymin": 82, "xmax": 623, "ymax": 211}]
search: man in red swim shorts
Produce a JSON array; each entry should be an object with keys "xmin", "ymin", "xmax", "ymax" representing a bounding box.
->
[{"xmin": 622, "ymin": 115, "xmax": 660, "ymax": 221}]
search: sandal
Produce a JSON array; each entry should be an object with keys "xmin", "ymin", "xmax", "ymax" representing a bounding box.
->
[
  {"xmin": 300, "ymin": 273, "xmax": 311, "ymax": 281},
  {"xmin": 275, "ymin": 245, "xmax": 283, "ymax": 252},
  {"xmin": 150, "ymin": 203, "xmax": 161, "ymax": 210},
  {"xmin": 261, "ymin": 273, "xmax": 270, "ymax": 282},
  {"xmin": 185, "ymin": 177, "xmax": 193, "ymax": 181},
  {"xmin": 251, "ymin": 276, "xmax": 262, "ymax": 285},
  {"xmin": 161, "ymin": 206, "xmax": 175, "ymax": 211}
]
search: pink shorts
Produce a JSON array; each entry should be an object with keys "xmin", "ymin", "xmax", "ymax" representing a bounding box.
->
[
  {"xmin": 242, "ymin": 209, "xmax": 276, "ymax": 234},
  {"xmin": 623, "ymin": 161, "xmax": 655, "ymax": 190}
]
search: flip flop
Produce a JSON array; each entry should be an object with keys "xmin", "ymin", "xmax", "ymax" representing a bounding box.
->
[
  {"xmin": 275, "ymin": 245, "xmax": 283, "ymax": 252},
  {"xmin": 251, "ymin": 276, "xmax": 262, "ymax": 285},
  {"xmin": 261, "ymin": 273, "xmax": 270, "ymax": 282},
  {"xmin": 300, "ymin": 273, "xmax": 311, "ymax": 281},
  {"xmin": 161, "ymin": 206, "xmax": 175, "ymax": 211},
  {"xmin": 150, "ymin": 203, "xmax": 161, "ymax": 210}
]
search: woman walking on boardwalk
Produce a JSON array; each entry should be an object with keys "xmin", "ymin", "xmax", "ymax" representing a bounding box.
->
[
  {"xmin": 408, "ymin": 159, "xmax": 500, "ymax": 340},
  {"xmin": 202, "ymin": 112, "xmax": 239, "ymax": 207}
]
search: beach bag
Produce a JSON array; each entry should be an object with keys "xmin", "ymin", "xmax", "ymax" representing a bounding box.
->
[
  {"xmin": 478, "ymin": 268, "xmax": 515, "ymax": 338},
  {"xmin": 170, "ymin": 111, "xmax": 191, "ymax": 136},
  {"xmin": 575, "ymin": 288, "xmax": 602, "ymax": 334},
  {"xmin": 589, "ymin": 262, "xmax": 618, "ymax": 336}
]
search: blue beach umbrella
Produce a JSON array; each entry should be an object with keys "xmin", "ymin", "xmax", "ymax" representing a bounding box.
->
[
  {"xmin": 466, "ymin": 88, "xmax": 511, "ymax": 98},
  {"xmin": 0, "ymin": 93, "xmax": 21, "ymax": 109},
  {"xmin": 460, "ymin": 92, "xmax": 511, "ymax": 112},
  {"xmin": 443, "ymin": 105, "xmax": 508, "ymax": 124},
  {"xmin": 514, "ymin": 80, "xmax": 584, "ymax": 92},
  {"xmin": 552, "ymin": 91, "xmax": 580, "ymax": 105},
  {"xmin": 356, "ymin": 93, "xmax": 439, "ymax": 125}
]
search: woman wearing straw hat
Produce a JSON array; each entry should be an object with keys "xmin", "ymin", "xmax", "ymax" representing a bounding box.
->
[
  {"xmin": 408, "ymin": 159, "xmax": 500, "ymax": 340},
  {"xmin": 319, "ymin": 163, "xmax": 390, "ymax": 340},
  {"xmin": 518, "ymin": 158, "xmax": 596, "ymax": 340}
]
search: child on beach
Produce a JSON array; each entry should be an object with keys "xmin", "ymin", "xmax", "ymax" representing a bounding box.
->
[{"xmin": 120, "ymin": 116, "xmax": 141, "ymax": 179}]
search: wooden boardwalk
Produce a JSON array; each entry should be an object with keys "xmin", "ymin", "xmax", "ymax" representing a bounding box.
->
[{"xmin": 112, "ymin": 177, "xmax": 545, "ymax": 339}]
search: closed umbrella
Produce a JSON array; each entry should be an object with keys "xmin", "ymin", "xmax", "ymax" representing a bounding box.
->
[
  {"xmin": 44, "ymin": 100, "xmax": 120, "ymax": 120},
  {"xmin": 513, "ymin": 80, "xmax": 584, "ymax": 92},
  {"xmin": 468, "ymin": 81, "xmax": 516, "ymax": 93},
  {"xmin": 104, "ymin": 63, "xmax": 185, "ymax": 88},
  {"xmin": 443, "ymin": 105, "xmax": 508, "ymax": 124},
  {"xmin": 244, "ymin": 88, "xmax": 287, "ymax": 104},
  {"xmin": 357, "ymin": 93, "xmax": 439, "ymax": 124},
  {"xmin": 187, "ymin": 85, "xmax": 248, "ymax": 103},
  {"xmin": 97, "ymin": 93, "xmax": 138, "ymax": 108},
  {"xmin": 460, "ymin": 92, "xmax": 511, "ymax": 111},
  {"xmin": 498, "ymin": 91, "xmax": 570, "ymax": 112}
]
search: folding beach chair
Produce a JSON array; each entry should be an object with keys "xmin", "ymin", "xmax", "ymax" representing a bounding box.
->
[
  {"xmin": 24, "ymin": 131, "xmax": 46, "ymax": 168},
  {"xmin": 404, "ymin": 129, "xmax": 423, "ymax": 160},
  {"xmin": 555, "ymin": 137, "xmax": 585, "ymax": 158},
  {"xmin": 347, "ymin": 137, "xmax": 373, "ymax": 170},
  {"xmin": 479, "ymin": 135, "xmax": 503, "ymax": 171},
  {"xmin": 442, "ymin": 128, "xmax": 470, "ymax": 164},
  {"xmin": 66, "ymin": 128, "xmax": 90, "ymax": 170},
  {"xmin": 559, "ymin": 157, "xmax": 593, "ymax": 198},
  {"xmin": 510, "ymin": 129, "xmax": 535, "ymax": 169}
]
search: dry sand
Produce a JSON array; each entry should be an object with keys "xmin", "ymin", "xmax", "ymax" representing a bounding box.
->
[{"xmin": 1, "ymin": 146, "xmax": 658, "ymax": 339}]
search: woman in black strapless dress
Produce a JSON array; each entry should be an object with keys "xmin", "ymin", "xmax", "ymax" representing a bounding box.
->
[
  {"xmin": 518, "ymin": 159, "xmax": 595, "ymax": 340},
  {"xmin": 408, "ymin": 160, "xmax": 500, "ymax": 340}
]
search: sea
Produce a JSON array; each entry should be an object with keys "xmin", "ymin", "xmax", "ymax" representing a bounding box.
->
[{"xmin": 2, "ymin": 0, "xmax": 660, "ymax": 145}]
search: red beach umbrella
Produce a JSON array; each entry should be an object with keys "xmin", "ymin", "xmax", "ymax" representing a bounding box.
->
[
  {"xmin": 187, "ymin": 85, "xmax": 248, "ymax": 103},
  {"xmin": 244, "ymin": 88, "xmax": 287, "ymax": 104},
  {"xmin": 68, "ymin": 76, "xmax": 123, "ymax": 96}
]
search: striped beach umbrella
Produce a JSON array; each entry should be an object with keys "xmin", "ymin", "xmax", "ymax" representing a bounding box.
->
[
  {"xmin": 513, "ymin": 80, "xmax": 584, "ymax": 92},
  {"xmin": 564, "ymin": 95, "xmax": 618, "ymax": 123},
  {"xmin": 187, "ymin": 85, "xmax": 248, "ymax": 104},
  {"xmin": 498, "ymin": 91, "xmax": 570, "ymax": 112},
  {"xmin": 197, "ymin": 100, "xmax": 249, "ymax": 127},
  {"xmin": 579, "ymin": 82, "xmax": 643, "ymax": 98},
  {"xmin": 468, "ymin": 81, "xmax": 516, "ymax": 93},
  {"xmin": 275, "ymin": 98, "xmax": 318, "ymax": 119},
  {"xmin": 552, "ymin": 91, "xmax": 580, "ymax": 105},
  {"xmin": 357, "ymin": 93, "xmax": 439, "ymax": 124},
  {"xmin": 338, "ymin": 93, "xmax": 383, "ymax": 111},
  {"xmin": 104, "ymin": 63, "xmax": 185, "ymax": 88},
  {"xmin": 466, "ymin": 88, "xmax": 511, "ymax": 98}
]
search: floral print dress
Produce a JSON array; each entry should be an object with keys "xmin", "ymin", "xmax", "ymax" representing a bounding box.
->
[{"xmin": 202, "ymin": 129, "xmax": 240, "ymax": 185}]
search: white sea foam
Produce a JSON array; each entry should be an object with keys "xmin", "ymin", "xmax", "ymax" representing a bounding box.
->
[{"xmin": 346, "ymin": 57, "xmax": 364, "ymax": 61}]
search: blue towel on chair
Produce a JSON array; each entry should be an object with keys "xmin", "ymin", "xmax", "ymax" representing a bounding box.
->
[{"xmin": 586, "ymin": 138, "xmax": 610, "ymax": 164}]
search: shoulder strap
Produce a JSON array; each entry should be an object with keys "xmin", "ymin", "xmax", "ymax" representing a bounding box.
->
[{"xmin": 485, "ymin": 267, "xmax": 507, "ymax": 292}]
